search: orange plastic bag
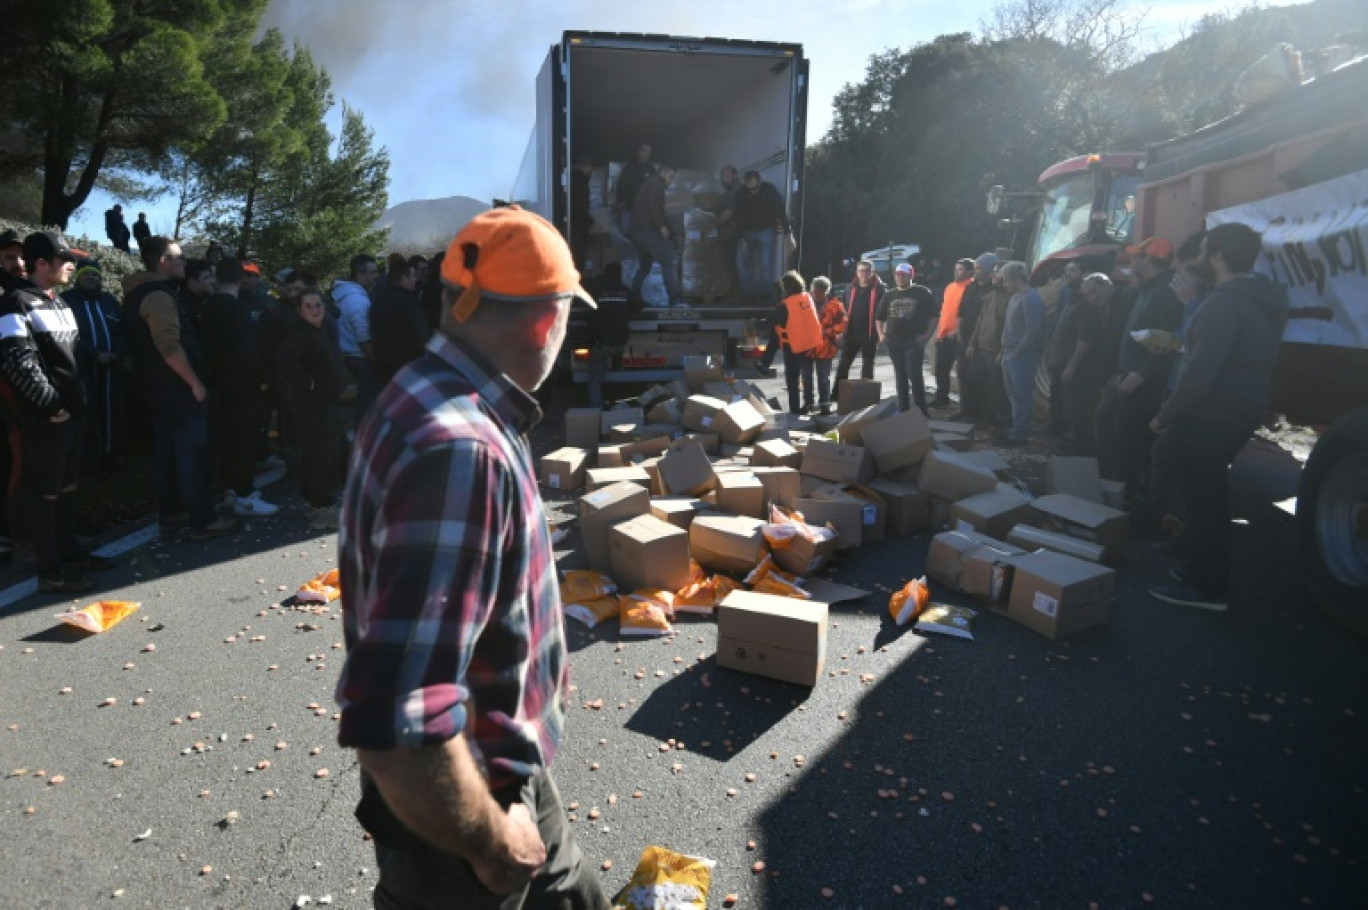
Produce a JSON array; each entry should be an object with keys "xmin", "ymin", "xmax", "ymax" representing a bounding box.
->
[
  {"xmin": 620, "ymin": 590, "xmax": 675, "ymax": 636},
  {"xmin": 297, "ymin": 568, "xmax": 341, "ymax": 603},
  {"xmin": 56, "ymin": 600, "xmax": 141, "ymax": 634},
  {"xmin": 888, "ymin": 576, "xmax": 930, "ymax": 626}
]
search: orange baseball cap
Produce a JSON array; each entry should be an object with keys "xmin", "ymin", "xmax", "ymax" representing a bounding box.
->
[
  {"xmin": 241, "ymin": 261, "xmax": 261, "ymax": 275},
  {"xmin": 1126, "ymin": 236, "xmax": 1174, "ymax": 260},
  {"xmin": 440, "ymin": 205, "xmax": 595, "ymax": 324}
]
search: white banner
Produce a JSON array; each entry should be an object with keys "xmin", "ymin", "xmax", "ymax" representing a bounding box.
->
[{"xmin": 1207, "ymin": 169, "xmax": 1368, "ymax": 348}]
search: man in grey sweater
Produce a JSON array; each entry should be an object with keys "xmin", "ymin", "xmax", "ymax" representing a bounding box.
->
[
  {"xmin": 1148, "ymin": 222, "xmax": 1287, "ymax": 611},
  {"xmin": 997, "ymin": 260, "xmax": 1046, "ymax": 445}
]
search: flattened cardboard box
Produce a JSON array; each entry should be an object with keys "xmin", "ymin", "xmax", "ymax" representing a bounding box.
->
[
  {"xmin": 751, "ymin": 438, "xmax": 802, "ymax": 469},
  {"xmin": 926, "ymin": 530, "xmax": 1026, "ymax": 605},
  {"xmin": 1031, "ymin": 493, "xmax": 1129, "ymax": 554},
  {"xmin": 609, "ymin": 513, "xmax": 693, "ymax": 594},
  {"xmin": 717, "ymin": 591, "xmax": 828, "ymax": 687},
  {"xmin": 713, "ymin": 399, "xmax": 765, "ymax": 445},
  {"xmin": 866, "ymin": 478, "xmax": 929, "ymax": 537},
  {"xmin": 585, "ymin": 465, "xmax": 651, "ymax": 492},
  {"xmin": 1006, "ymin": 550, "xmax": 1115, "ymax": 640},
  {"xmin": 681, "ymin": 395, "xmax": 728, "ymax": 432},
  {"xmin": 751, "ymin": 466, "xmax": 800, "ymax": 510},
  {"xmin": 801, "ymin": 438, "xmax": 874, "ymax": 485},
  {"xmin": 948, "ymin": 484, "xmax": 1034, "ymax": 541},
  {"xmin": 1005, "ymin": 524, "xmax": 1107, "ymax": 564},
  {"xmin": 650, "ymin": 496, "xmax": 708, "ymax": 530},
  {"xmin": 689, "ymin": 514, "xmax": 768, "ymax": 575},
  {"xmin": 579, "ymin": 481, "xmax": 651, "ymax": 572},
  {"xmin": 836, "ymin": 379, "xmax": 881, "ymax": 415},
  {"xmin": 539, "ymin": 447, "xmax": 588, "ymax": 492},
  {"xmin": 600, "ymin": 407, "xmax": 644, "ymax": 435},
  {"xmin": 716, "ymin": 471, "xmax": 766, "ymax": 519},
  {"xmin": 564, "ymin": 407, "xmax": 602, "ymax": 452},
  {"xmin": 1047, "ymin": 456, "xmax": 1104, "ymax": 504},
  {"xmin": 656, "ymin": 442, "xmax": 718, "ymax": 497},
  {"xmin": 858, "ymin": 407, "xmax": 935, "ymax": 473},
  {"xmin": 917, "ymin": 450, "xmax": 998, "ymax": 502},
  {"xmin": 836, "ymin": 398, "xmax": 899, "ymax": 445}
]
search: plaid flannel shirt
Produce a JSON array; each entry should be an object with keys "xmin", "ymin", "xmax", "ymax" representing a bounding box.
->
[{"xmin": 335, "ymin": 333, "xmax": 566, "ymax": 794}]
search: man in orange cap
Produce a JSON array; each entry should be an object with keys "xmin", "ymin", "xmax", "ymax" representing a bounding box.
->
[
  {"xmin": 335, "ymin": 205, "xmax": 609, "ymax": 909},
  {"xmin": 1095, "ymin": 236, "xmax": 1184, "ymax": 502}
]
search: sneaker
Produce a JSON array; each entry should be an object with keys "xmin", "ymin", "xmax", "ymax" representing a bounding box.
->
[
  {"xmin": 817, "ymin": 403, "xmax": 832, "ymax": 416},
  {"xmin": 234, "ymin": 491, "xmax": 280, "ymax": 517},
  {"xmin": 256, "ymin": 455, "xmax": 286, "ymax": 474},
  {"xmin": 1149, "ymin": 583, "xmax": 1228, "ymax": 612},
  {"xmin": 39, "ymin": 571, "xmax": 95, "ymax": 593},
  {"xmin": 309, "ymin": 505, "xmax": 340, "ymax": 530},
  {"xmin": 188, "ymin": 516, "xmax": 238, "ymax": 541}
]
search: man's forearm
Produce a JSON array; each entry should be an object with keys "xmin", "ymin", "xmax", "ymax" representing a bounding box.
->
[
  {"xmin": 162, "ymin": 349, "xmax": 203, "ymax": 391},
  {"xmin": 358, "ymin": 734, "xmax": 504, "ymax": 859}
]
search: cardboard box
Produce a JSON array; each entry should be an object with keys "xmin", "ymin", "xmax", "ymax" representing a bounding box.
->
[
  {"xmin": 637, "ymin": 383, "xmax": 676, "ymax": 412},
  {"xmin": 925, "ymin": 530, "xmax": 1027, "ymax": 605},
  {"xmin": 579, "ymin": 481, "xmax": 651, "ymax": 572},
  {"xmin": 836, "ymin": 398, "xmax": 899, "ymax": 445},
  {"xmin": 639, "ymin": 457, "xmax": 665, "ymax": 496},
  {"xmin": 681, "ymin": 395, "xmax": 728, "ymax": 432},
  {"xmin": 795, "ymin": 497, "xmax": 865, "ymax": 549},
  {"xmin": 866, "ymin": 478, "xmax": 929, "ymax": 537},
  {"xmin": 650, "ymin": 496, "xmax": 708, "ymax": 530},
  {"xmin": 684, "ymin": 361, "xmax": 724, "ymax": 391},
  {"xmin": 770, "ymin": 530, "xmax": 837, "ymax": 577},
  {"xmin": 801, "ymin": 438, "xmax": 875, "ymax": 485},
  {"xmin": 927, "ymin": 419, "xmax": 975, "ymax": 435},
  {"xmin": 716, "ymin": 471, "xmax": 766, "ymax": 519},
  {"xmin": 597, "ymin": 445, "xmax": 624, "ymax": 468},
  {"xmin": 858, "ymin": 408, "xmax": 934, "ymax": 473},
  {"xmin": 539, "ymin": 446, "xmax": 588, "ymax": 492},
  {"xmin": 585, "ymin": 465, "xmax": 652, "ymax": 492},
  {"xmin": 836, "ymin": 379, "xmax": 881, "ymax": 415},
  {"xmin": 933, "ymin": 432, "xmax": 974, "ymax": 452},
  {"xmin": 618, "ymin": 436, "xmax": 671, "ymax": 464},
  {"xmin": 609, "ymin": 514, "xmax": 693, "ymax": 593},
  {"xmin": 565, "ymin": 407, "xmax": 602, "ymax": 452},
  {"xmin": 714, "ymin": 400, "xmax": 765, "ymax": 446},
  {"xmin": 646, "ymin": 398, "xmax": 683, "ymax": 426},
  {"xmin": 657, "ymin": 442, "xmax": 718, "ymax": 497},
  {"xmin": 808, "ymin": 485, "xmax": 887, "ymax": 544},
  {"xmin": 751, "ymin": 466, "xmax": 801, "ymax": 510},
  {"xmin": 608, "ymin": 423, "xmax": 668, "ymax": 444},
  {"xmin": 1005, "ymin": 524, "xmax": 1107, "ymax": 563},
  {"xmin": 719, "ymin": 444, "xmax": 753, "ymax": 460},
  {"xmin": 1031, "ymin": 493, "xmax": 1129, "ymax": 555},
  {"xmin": 751, "ymin": 438, "xmax": 802, "ymax": 469},
  {"xmin": 703, "ymin": 380, "xmax": 739, "ymax": 401},
  {"xmin": 948, "ymin": 484, "xmax": 1034, "ymax": 540},
  {"xmin": 672, "ymin": 432, "xmax": 719, "ymax": 456},
  {"xmin": 957, "ymin": 449, "xmax": 1010, "ymax": 474},
  {"xmin": 600, "ymin": 406, "xmax": 644, "ymax": 435},
  {"xmin": 1005, "ymin": 551, "xmax": 1115, "ymax": 639},
  {"xmin": 689, "ymin": 515, "xmax": 768, "ymax": 575},
  {"xmin": 717, "ymin": 591, "xmax": 828, "ymax": 687},
  {"xmin": 1100, "ymin": 479, "xmax": 1126, "ymax": 510},
  {"xmin": 1047, "ymin": 456, "xmax": 1104, "ymax": 504},
  {"xmin": 917, "ymin": 450, "xmax": 999, "ymax": 502}
]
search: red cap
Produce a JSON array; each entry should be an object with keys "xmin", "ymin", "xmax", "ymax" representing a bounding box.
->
[
  {"xmin": 441, "ymin": 205, "xmax": 594, "ymax": 324},
  {"xmin": 1126, "ymin": 237, "xmax": 1174, "ymax": 260},
  {"xmin": 241, "ymin": 261, "xmax": 261, "ymax": 275}
]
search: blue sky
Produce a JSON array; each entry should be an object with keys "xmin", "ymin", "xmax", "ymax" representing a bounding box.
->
[{"xmin": 66, "ymin": 0, "xmax": 1293, "ymax": 245}]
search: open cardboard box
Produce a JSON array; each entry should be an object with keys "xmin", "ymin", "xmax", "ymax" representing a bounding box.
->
[{"xmin": 579, "ymin": 481, "xmax": 651, "ymax": 572}]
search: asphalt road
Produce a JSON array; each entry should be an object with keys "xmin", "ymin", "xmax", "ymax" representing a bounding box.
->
[{"xmin": 2, "ymin": 363, "xmax": 1366, "ymax": 910}]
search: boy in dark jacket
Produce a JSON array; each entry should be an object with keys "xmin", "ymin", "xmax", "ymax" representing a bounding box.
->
[{"xmin": 62, "ymin": 259, "xmax": 125, "ymax": 472}]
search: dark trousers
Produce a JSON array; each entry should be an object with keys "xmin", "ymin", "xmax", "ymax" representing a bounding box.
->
[
  {"xmin": 369, "ymin": 769, "xmax": 610, "ymax": 910},
  {"xmin": 296, "ymin": 405, "xmax": 347, "ymax": 508},
  {"xmin": 720, "ymin": 228, "xmax": 742, "ymax": 296},
  {"xmin": 15, "ymin": 411, "xmax": 82, "ymax": 574},
  {"xmin": 80, "ymin": 364, "xmax": 124, "ymax": 473},
  {"xmin": 1133, "ymin": 417, "xmax": 1183, "ymax": 538},
  {"xmin": 1045, "ymin": 364, "xmax": 1068, "ymax": 432},
  {"xmin": 153, "ymin": 409, "xmax": 217, "ymax": 529},
  {"xmin": 784, "ymin": 348, "xmax": 815, "ymax": 413},
  {"xmin": 756, "ymin": 322, "xmax": 781, "ymax": 371},
  {"xmin": 1062, "ymin": 372, "xmax": 1105, "ymax": 456},
  {"xmin": 814, "ymin": 357, "xmax": 833, "ymax": 407},
  {"xmin": 1095, "ymin": 376, "xmax": 1165, "ymax": 498},
  {"xmin": 932, "ymin": 336, "xmax": 957, "ymax": 402},
  {"xmin": 960, "ymin": 349, "xmax": 1007, "ymax": 425},
  {"xmin": 346, "ymin": 356, "xmax": 378, "ymax": 430},
  {"xmin": 216, "ymin": 386, "xmax": 267, "ymax": 496},
  {"xmin": 1166, "ymin": 415, "xmax": 1255, "ymax": 598},
  {"xmin": 835, "ymin": 333, "xmax": 877, "ymax": 382},
  {"xmin": 886, "ymin": 336, "xmax": 927, "ymax": 414}
]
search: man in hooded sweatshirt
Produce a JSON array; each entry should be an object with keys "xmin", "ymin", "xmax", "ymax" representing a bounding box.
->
[{"xmin": 1147, "ymin": 222, "xmax": 1287, "ymax": 612}]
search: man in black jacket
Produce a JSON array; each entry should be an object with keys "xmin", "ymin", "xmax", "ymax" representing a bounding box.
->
[
  {"xmin": 0, "ymin": 233, "xmax": 115, "ymax": 590},
  {"xmin": 835, "ymin": 259, "xmax": 885, "ymax": 383},
  {"xmin": 1148, "ymin": 223, "xmax": 1286, "ymax": 612},
  {"xmin": 735, "ymin": 171, "xmax": 788, "ymax": 302},
  {"xmin": 370, "ymin": 259, "xmax": 430, "ymax": 386},
  {"xmin": 61, "ymin": 259, "xmax": 125, "ymax": 473},
  {"xmin": 628, "ymin": 164, "xmax": 682, "ymax": 308},
  {"xmin": 951, "ymin": 252, "xmax": 995, "ymax": 422}
]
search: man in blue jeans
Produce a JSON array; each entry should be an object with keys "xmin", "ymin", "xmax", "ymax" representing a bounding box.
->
[
  {"xmin": 735, "ymin": 170, "xmax": 787, "ymax": 302},
  {"xmin": 996, "ymin": 261, "xmax": 1046, "ymax": 446},
  {"xmin": 628, "ymin": 165, "xmax": 682, "ymax": 308},
  {"xmin": 876, "ymin": 263, "xmax": 938, "ymax": 414}
]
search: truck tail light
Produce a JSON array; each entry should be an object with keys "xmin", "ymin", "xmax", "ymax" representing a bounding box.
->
[
  {"xmin": 738, "ymin": 346, "xmax": 763, "ymax": 359},
  {"xmin": 573, "ymin": 348, "xmax": 591, "ymax": 362}
]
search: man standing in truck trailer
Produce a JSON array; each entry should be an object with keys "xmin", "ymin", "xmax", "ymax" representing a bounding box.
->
[
  {"xmin": 735, "ymin": 170, "xmax": 789, "ymax": 302},
  {"xmin": 628, "ymin": 165, "xmax": 683, "ymax": 309},
  {"xmin": 615, "ymin": 143, "xmax": 656, "ymax": 237},
  {"xmin": 1148, "ymin": 222, "xmax": 1287, "ymax": 612}
]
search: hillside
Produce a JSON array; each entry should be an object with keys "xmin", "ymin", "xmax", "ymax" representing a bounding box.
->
[{"xmin": 378, "ymin": 194, "xmax": 488, "ymax": 253}]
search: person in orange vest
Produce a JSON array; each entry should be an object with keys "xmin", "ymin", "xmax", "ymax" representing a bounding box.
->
[
  {"xmin": 809, "ymin": 275, "xmax": 847, "ymax": 416},
  {"xmin": 931, "ymin": 258, "xmax": 973, "ymax": 407},
  {"xmin": 775, "ymin": 270, "xmax": 823, "ymax": 415}
]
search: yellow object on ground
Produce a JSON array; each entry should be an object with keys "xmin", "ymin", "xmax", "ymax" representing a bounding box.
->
[{"xmin": 56, "ymin": 601, "xmax": 141, "ymax": 634}]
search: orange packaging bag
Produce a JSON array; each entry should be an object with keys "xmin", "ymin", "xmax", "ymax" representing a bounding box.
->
[
  {"xmin": 297, "ymin": 568, "xmax": 341, "ymax": 603},
  {"xmin": 888, "ymin": 576, "xmax": 930, "ymax": 626},
  {"xmin": 619, "ymin": 590, "xmax": 675, "ymax": 637},
  {"xmin": 56, "ymin": 600, "xmax": 141, "ymax": 634}
]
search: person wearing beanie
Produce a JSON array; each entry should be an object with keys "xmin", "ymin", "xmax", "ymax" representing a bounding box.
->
[{"xmin": 61, "ymin": 260, "xmax": 126, "ymax": 473}]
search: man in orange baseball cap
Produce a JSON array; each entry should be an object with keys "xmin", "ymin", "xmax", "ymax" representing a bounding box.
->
[{"xmin": 336, "ymin": 205, "xmax": 609, "ymax": 909}]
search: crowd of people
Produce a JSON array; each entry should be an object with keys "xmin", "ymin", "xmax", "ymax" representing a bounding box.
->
[
  {"xmin": 0, "ymin": 224, "xmax": 442, "ymax": 592},
  {"xmin": 761, "ymin": 224, "xmax": 1285, "ymax": 612}
]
